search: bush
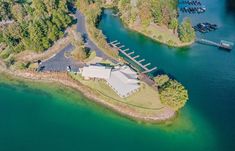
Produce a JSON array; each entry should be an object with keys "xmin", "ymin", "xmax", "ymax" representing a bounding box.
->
[
  {"xmin": 158, "ymin": 35, "xmax": 163, "ymax": 40},
  {"xmin": 154, "ymin": 75, "xmax": 170, "ymax": 87},
  {"xmin": 14, "ymin": 62, "xmax": 27, "ymax": 70},
  {"xmin": 167, "ymin": 40, "xmax": 175, "ymax": 45},
  {"xmin": 0, "ymin": 49, "xmax": 11, "ymax": 59},
  {"xmin": 71, "ymin": 46, "xmax": 89, "ymax": 61}
]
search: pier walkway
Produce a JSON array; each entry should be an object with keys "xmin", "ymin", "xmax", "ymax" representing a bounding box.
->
[
  {"xmin": 109, "ymin": 40, "xmax": 157, "ymax": 74},
  {"xmin": 196, "ymin": 38, "xmax": 234, "ymax": 50},
  {"xmin": 196, "ymin": 38, "xmax": 220, "ymax": 47}
]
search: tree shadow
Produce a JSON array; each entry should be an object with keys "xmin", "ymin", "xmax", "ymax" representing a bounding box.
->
[
  {"xmin": 226, "ymin": 0, "xmax": 235, "ymax": 15},
  {"xmin": 84, "ymin": 47, "xmax": 91, "ymax": 56},
  {"xmin": 68, "ymin": 3, "xmax": 77, "ymax": 14},
  {"xmin": 151, "ymin": 69, "xmax": 177, "ymax": 81}
]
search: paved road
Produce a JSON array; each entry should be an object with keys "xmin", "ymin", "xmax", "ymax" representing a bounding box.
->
[
  {"xmin": 39, "ymin": 10, "xmax": 117, "ymax": 72},
  {"xmin": 76, "ymin": 10, "xmax": 118, "ymax": 63},
  {"xmin": 39, "ymin": 44, "xmax": 83, "ymax": 72}
]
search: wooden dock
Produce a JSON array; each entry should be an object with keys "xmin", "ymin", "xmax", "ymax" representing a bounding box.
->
[{"xmin": 109, "ymin": 40, "xmax": 157, "ymax": 74}]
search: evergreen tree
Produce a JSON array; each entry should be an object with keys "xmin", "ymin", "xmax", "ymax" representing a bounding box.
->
[
  {"xmin": 11, "ymin": 3, "xmax": 26, "ymax": 23},
  {"xmin": 28, "ymin": 22, "xmax": 44, "ymax": 51},
  {"xmin": 32, "ymin": 0, "xmax": 48, "ymax": 18},
  {"xmin": 179, "ymin": 18, "xmax": 195, "ymax": 42},
  {"xmin": 44, "ymin": 0, "xmax": 57, "ymax": 16},
  {"xmin": 0, "ymin": 1, "xmax": 13, "ymax": 21},
  {"xmin": 169, "ymin": 18, "xmax": 178, "ymax": 34}
]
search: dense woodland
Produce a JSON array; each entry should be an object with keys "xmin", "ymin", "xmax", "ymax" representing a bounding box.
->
[
  {"xmin": 0, "ymin": 0, "xmax": 73, "ymax": 55},
  {"xmin": 117, "ymin": 0, "xmax": 178, "ymax": 27}
]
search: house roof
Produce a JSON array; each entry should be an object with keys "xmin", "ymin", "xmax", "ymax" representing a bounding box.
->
[
  {"xmin": 107, "ymin": 66, "xmax": 140, "ymax": 97},
  {"xmin": 81, "ymin": 64, "xmax": 140, "ymax": 98},
  {"xmin": 81, "ymin": 65, "xmax": 111, "ymax": 80}
]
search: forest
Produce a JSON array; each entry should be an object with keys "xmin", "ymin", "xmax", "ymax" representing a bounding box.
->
[{"xmin": 0, "ymin": 0, "xmax": 73, "ymax": 54}]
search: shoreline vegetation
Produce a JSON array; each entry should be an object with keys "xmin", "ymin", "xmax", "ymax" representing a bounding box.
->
[
  {"xmin": 77, "ymin": 1, "xmax": 120, "ymax": 60},
  {"xmin": 109, "ymin": 0, "xmax": 195, "ymax": 47},
  {"xmin": 0, "ymin": 0, "xmax": 190, "ymax": 123}
]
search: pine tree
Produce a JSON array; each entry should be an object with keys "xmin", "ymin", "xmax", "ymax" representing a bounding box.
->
[
  {"xmin": 179, "ymin": 18, "xmax": 195, "ymax": 42},
  {"xmin": 32, "ymin": 0, "xmax": 48, "ymax": 18}
]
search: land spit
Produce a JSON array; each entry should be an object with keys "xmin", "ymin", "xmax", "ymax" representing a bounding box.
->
[{"xmin": 0, "ymin": 64, "xmax": 175, "ymax": 123}]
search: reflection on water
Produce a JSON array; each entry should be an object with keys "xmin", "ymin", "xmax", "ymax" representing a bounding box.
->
[
  {"xmin": 98, "ymin": 6, "xmax": 235, "ymax": 150},
  {"xmin": 226, "ymin": 0, "xmax": 235, "ymax": 15}
]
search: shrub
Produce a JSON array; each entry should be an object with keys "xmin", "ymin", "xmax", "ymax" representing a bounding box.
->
[
  {"xmin": 154, "ymin": 74, "xmax": 170, "ymax": 87},
  {"xmin": 158, "ymin": 35, "xmax": 163, "ymax": 40}
]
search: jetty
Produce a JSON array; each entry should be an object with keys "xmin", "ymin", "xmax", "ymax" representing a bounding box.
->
[
  {"xmin": 196, "ymin": 38, "xmax": 234, "ymax": 50},
  {"xmin": 109, "ymin": 40, "xmax": 157, "ymax": 74}
]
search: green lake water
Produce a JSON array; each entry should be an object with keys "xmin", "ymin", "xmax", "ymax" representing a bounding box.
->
[{"xmin": 0, "ymin": 0, "xmax": 235, "ymax": 150}]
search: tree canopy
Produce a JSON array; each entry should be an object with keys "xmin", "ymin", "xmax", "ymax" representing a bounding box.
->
[
  {"xmin": 71, "ymin": 32, "xmax": 90, "ymax": 61},
  {"xmin": 0, "ymin": 0, "xmax": 73, "ymax": 53},
  {"xmin": 155, "ymin": 75, "xmax": 189, "ymax": 111},
  {"xmin": 179, "ymin": 18, "xmax": 195, "ymax": 42},
  {"xmin": 116, "ymin": 0, "xmax": 195, "ymax": 43},
  {"xmin": 154, "ymin": 74, "xmax": 170, "ymax": 87},
  {"xmin": 117, "ymin": 0, "xmax": 178, "ymax": 26}
]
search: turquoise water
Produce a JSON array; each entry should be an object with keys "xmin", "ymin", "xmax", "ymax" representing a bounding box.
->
[
  {"xmin": 97, "ymin": 0, "xmax": 235, "ymax": 150},
  {"xmin": 0, "ymin": 77, "xmax": 218, "ymax": 151},
  {"xmin": 0, "ymin": 76, "xmax": 218, "ymax": 151},
  {"xmin": 0, "ymin": 0, "xmax": 235, "ymax": 150}
]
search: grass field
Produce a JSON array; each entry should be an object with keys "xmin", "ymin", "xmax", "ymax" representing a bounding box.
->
[
  {"xmin": 129, "ymin": 23, "xmax": 193, "ymax": 47},
  {"xmin": 70, "ymin": 73, "xmax": 164, "ymax": 109}
]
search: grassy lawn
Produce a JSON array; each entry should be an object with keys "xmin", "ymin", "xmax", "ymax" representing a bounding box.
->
[
  {"xmin": 70, "ymin": 73, "xmax": 163, "ymax": 109},
  {"xmin": 99, "ymin": 59, "xmax": 116, "ymax": 66},
  {"xmin": 84, "ymin": 51, "xmax": 96, "ymax": 62},
  {"xmin": 130, "ymin": 23, "xmax": 192, "ymax": 47}
]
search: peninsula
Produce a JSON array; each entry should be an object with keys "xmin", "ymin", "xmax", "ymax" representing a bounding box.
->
[
  {"xmin": 109, "ymin": 0, "xmax": 195, "ymax": 47},
  {"xmin": 0, "ymin": 0, "xmax": 189, "ymax": 122}
]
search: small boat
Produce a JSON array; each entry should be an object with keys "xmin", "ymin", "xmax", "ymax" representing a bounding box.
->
[{"xmin": 112, "ymin": 12, "xmax": 119, "ymax": 17}]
